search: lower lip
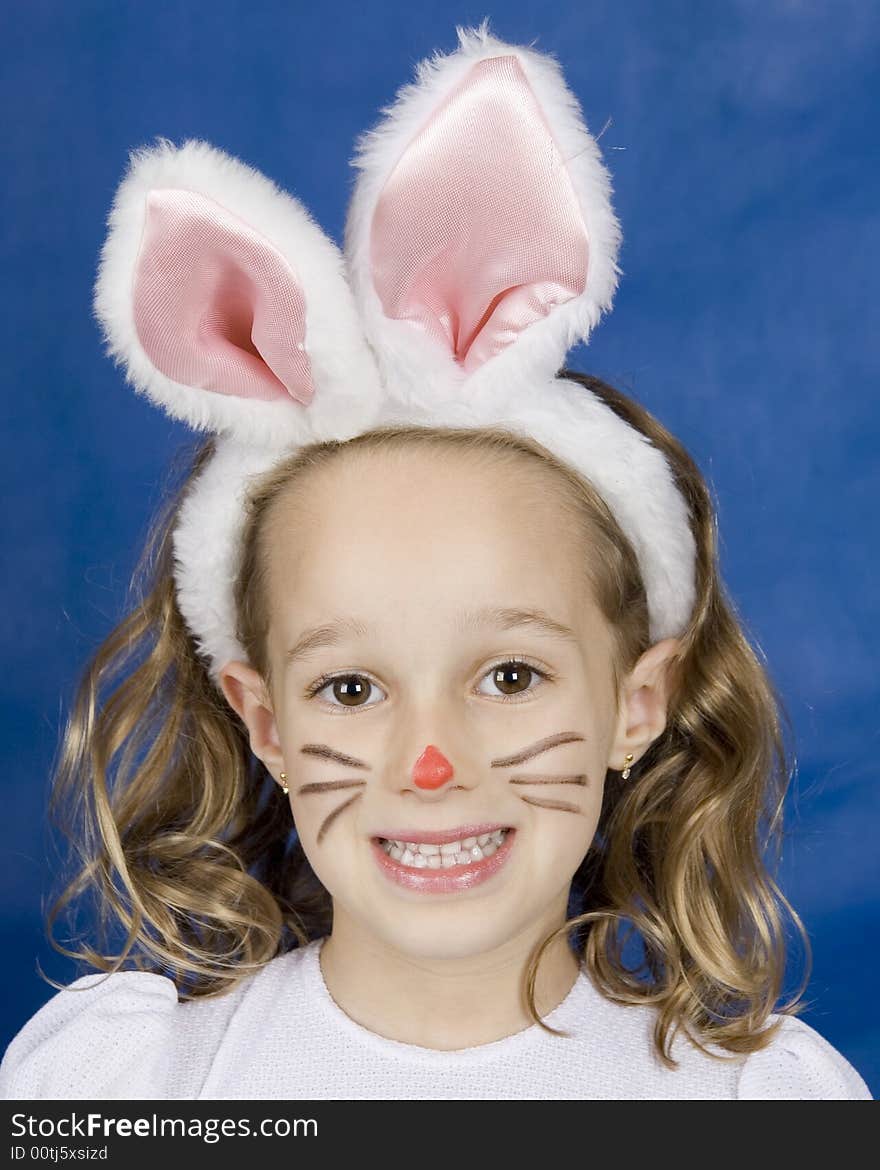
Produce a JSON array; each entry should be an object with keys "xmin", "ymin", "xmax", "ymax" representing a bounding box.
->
[{"xmin": 371, "ymin": 831, "xmax": 517, "ymax": 893}]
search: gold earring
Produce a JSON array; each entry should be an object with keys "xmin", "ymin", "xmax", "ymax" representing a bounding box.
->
[
  {"xmin": 279, "ymin": 771, "xmax": 289, "ymax": 795},
  {"xmin": 621, "ymin": 754, "xmax": 635, "ymax": 780}
]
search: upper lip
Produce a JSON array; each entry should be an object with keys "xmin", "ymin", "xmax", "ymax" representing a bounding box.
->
[{"xmin": 372, "ymin": 823, "xmax": 512, "ymax": 845}]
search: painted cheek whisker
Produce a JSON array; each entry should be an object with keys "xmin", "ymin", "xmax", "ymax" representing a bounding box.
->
[
  {"xmin": 509, "ymin": 774, "xmax": 588, "ymax": 786},
  {"xmin": 316, "ymin": 791, "xmax": 365, "ymax": 844},
  {"xmin": 517, "ymin": 794, "xmax": 584, "ymax": 816},
  {"xmin": 297, "ymin": 779, "xmax": 368, "ymax": 796},
  {"xmin": 300, "ymin": 744, "xmax": 370, "ymax": 768},
  {"xmin": 491, "ymin": 731, "xmax": 586, "ymax": 768}
]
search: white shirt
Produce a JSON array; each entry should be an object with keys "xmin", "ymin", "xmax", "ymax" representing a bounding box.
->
[{"xmin": 0, "ymin": 937, "xmax": 871, "ymax": 1100}]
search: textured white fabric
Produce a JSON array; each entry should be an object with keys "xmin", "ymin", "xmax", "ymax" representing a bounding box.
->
[
  {"xmin": 0, "ymin": 937, "xmax": 871, "ymax": 1101},
  {"xmin": 92, "ymin": 25, "xmax": 699, "ymax": 687}
]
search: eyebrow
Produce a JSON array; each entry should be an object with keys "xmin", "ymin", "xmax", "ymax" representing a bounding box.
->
[
  {"xmin": 459, "ymin": 606, "xmax": 578, "ymax": 645},
  {"xmin": 285, "ymin": 605, "xmax": 578, "ymax": 666},
  {"xmin": 286, "ymin": 615, "xmax": 370, "ymax": 666}
]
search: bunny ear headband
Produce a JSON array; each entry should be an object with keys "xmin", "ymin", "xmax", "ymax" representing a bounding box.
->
[{"xmin": 92, "ymin": 21, "xmax": 696, "ymax": 689}]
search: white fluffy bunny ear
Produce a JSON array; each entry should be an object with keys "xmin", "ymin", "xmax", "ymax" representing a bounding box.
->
[
  {"xmin": 344, "ymin": 21, "xmax": 622, "ymax": 403},
  {"xmin": 93, "ymin": 137, "xmax": 383, "ymax": 450}
]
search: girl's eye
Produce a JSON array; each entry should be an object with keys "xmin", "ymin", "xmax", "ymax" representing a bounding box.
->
[
  {"xmin": 308, "ymin": 664, "xmax": 550, "ymax": 706},
  {"xmin": 477, "ymin": 659, "xmax": 547, "ymax": 702},
  {"xmin": 308, "ymin": 673, "xmax": 383, "ymax": 706}
]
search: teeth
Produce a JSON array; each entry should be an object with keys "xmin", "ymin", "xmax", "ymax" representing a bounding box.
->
[{"xmin": 380, "ymin": 829, "xmax": 510, "ymax": 869}]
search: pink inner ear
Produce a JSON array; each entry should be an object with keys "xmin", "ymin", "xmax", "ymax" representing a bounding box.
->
[
  {"xmin": 133, "ymin": 188, "xmax": 315, "ymax": 404},
  {"xmin": 369, "ymin": 55, "xmax": 589, "ymax": 373}
]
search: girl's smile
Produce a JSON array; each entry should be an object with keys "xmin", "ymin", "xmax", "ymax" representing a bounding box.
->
[{"xmin": 371, "ymin": 826, "xmax": 517, "ymax": 892}]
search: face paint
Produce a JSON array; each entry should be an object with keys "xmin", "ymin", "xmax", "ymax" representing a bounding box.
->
[{"xmin": 412, "ymin": 744, "xmax": 454, "ymax": 789}]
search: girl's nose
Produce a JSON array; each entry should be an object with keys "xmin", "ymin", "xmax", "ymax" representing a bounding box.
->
[{"xmin": 412, "ymin": 744, "xmax": 454, "ymax": 789}]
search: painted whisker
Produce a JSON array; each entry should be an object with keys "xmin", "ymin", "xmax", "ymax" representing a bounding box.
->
[
  {"xmin": 517, "ymin": 795, "xmax": 584, "ymax": 816},
  {"xmin": 491, "ymin": 731, "xmax": 586, "ymax": 768},
  {"xmin": 509, "ymin": 774, "xmax": 588, "ymax": 786},
  {"xmin": 317, "ymin": 791, "xmax": 365, "ymax": 843},
  {"xmin": 300, "ymin": 744, "xmax": 370, "ymax": 768},
  {"xmin": 297, "ymin": 779, "xmax": 367, "ymax": 796}
]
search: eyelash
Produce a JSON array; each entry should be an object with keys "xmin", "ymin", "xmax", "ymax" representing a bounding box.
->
[{"xmin": 304, "ymin": 656, "xmax": 555, "ymax": 711}]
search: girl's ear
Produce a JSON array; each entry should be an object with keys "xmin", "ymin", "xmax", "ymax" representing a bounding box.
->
[
  {"xmin": 343, "ymin": 23, "xmax": 622, "ymax": 401},
  {"xmin": 93, "ymin": 136, "xmax": 383, "ymax": 449},
  {"xmin": 217, "ymin": 659, "xmax": 285, "ymax": 775},
  {"xmin": 608, "ymin": 638, "xmax": 682, "ymax": 771}
]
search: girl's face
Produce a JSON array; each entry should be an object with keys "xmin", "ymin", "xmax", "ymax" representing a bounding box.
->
[{"xmin": 231, "ymin": 448, "xmax": 655, "ymax": 961}]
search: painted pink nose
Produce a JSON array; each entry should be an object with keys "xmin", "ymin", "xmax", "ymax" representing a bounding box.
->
[{"xmin": 412, "ymin": 744, "xmax": 454, "ymax": 789}]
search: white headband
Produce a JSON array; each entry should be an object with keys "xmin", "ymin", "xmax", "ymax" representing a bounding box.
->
[{"xmin": 92, "ymin": 22, "xmax": 696, "ymax": 688}]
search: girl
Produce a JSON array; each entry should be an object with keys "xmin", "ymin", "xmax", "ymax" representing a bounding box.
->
[{"xmin": 0, "ymin": 23, "xmax": 871, "ymax": 1100}]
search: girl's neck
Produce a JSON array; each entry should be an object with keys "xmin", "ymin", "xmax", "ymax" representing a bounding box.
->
[{"xmin": 317, "ymin": 900, "xmax": 581, "ymax": 1051}]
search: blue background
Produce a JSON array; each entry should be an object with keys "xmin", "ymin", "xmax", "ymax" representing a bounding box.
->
[{"xmin": 2, "ymin": 1, "xmax": 877, "ymax": 1096}]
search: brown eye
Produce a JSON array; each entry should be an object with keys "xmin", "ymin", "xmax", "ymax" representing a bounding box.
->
[
  {"xmin": 307, "ymin": 673, "xmax": 385, "ymax": 710},
  {"xmin": 493, "ymin": 662, "xmax": 533, "ymax": 695},
  {"xmin": 331, "ymin": 675, "xmax": 372, "ymax": 706},
  {"xmin": 482, "ymin": 659, "xmax": 535, "ymax": 692},
  {"xmin": 477, "ymin": 659, "xmax": 549, "ymax": 702}
]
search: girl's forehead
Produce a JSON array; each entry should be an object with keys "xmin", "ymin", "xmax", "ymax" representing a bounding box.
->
[
  {"xmin": 268, "ymin": 473, "xmax": 586, "ymax": 594},
  {"xmin": 260, "ymin": 448, "xmax": 602, "ymax": 636},
  {"xmin": 270, "ymin": 446, "xmax": 582, "ymax": 547}
]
